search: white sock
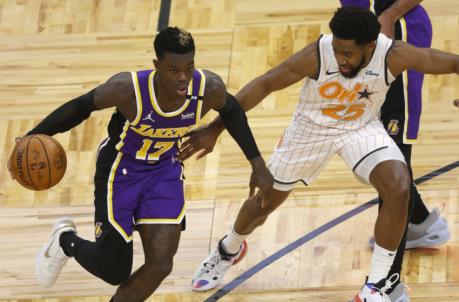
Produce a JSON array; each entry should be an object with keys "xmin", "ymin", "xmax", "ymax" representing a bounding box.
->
[
  {"xmin": 367, "ymin": 243, "xmax": 397, "ymax": 284},
  {"xmin": 221, "ymin": 227, "xmax": 248, "ymax": 254}
]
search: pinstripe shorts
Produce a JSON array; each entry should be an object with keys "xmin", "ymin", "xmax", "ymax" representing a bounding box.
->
[{"xmin": 267, "ymin": 120, "xmax": 406, "ymax": 191}]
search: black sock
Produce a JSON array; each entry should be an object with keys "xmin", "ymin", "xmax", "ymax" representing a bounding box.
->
[
  {"xmin": 59, "ymin": 231, "xmax": 84, "ymax": 257},
  {"xmin": 409, "ymin": 187, "xmax": 430, "ymax": 224}
]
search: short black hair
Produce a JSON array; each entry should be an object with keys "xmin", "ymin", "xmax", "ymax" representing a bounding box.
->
[
  {"xmin": 154, "ymin": 26, "xmax": 195, "ymax": 59},
  {"xmin": 329, "ymin": 7, "xmax": 381, "ymax": 45}
]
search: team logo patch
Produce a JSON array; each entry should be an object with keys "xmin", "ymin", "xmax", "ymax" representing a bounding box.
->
[
  {"xmin": 181, "ymin": 112, "xmax": 195, "ymax": 120},
  {"xmin": 365, "ymin": 70, "xmax": 380, "ymax": 76},
  {"xmin": 142, "ymin": 111, "xmax": 156, "ymax": 123},
  {"xmin": 387, "ymin": 119, "xmax": 399, "ymax": 135},
  {"xmin": 95, "ymin": 222, "xmax": 103, "ymax": 238}
]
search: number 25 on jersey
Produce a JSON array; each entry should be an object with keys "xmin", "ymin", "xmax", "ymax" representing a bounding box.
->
[{"xmin": 319, "ymin": 81, "xmax": 369, "ymax": 121}]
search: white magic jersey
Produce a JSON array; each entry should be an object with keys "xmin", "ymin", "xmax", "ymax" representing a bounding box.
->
[
  {"xmin": 267, "ymin": 33, "xmax": 405, "ymax": 190},
  {"xmin": 293, "ymin": 33, "xmax": 395, "ymax": 135}
]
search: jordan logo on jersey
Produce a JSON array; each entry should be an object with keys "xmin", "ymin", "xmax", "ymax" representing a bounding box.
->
[
  {"xmin": 142, "ymin": 111, "xmax": 156, "ymax": 123},
  {"xmin": 319, "ymin": 81, "xmax": 375, "ymax": 121}
]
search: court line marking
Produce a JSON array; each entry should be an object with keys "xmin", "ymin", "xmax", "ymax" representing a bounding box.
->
[{"xmin": 157, "ymin": 0, "xmax": 171, "ymax": 31}]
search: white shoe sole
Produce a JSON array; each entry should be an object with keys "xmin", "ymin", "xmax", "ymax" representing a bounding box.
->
[{"xmin": 405, "ymin": 228, "xmax": 451, "ymax": 249}]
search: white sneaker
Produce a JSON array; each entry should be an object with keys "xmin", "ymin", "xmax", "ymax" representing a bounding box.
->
[
  {"xmin": 36, "ymin": 217, "xmax": 77, "ymax": 287},
  {"xmin": 191, "ymin": 239, "xmax": 247, "ymax": 291},
  {"xmin": 350, "ymin": 274, "xmax": 399, "ymax": 302},
  {"xmin": 368, "ymin": 207, "xmax": 450, "ymax": 250},
  {"xmin": 388, "ymin": 282, "xmax": 410, "ymax": 302},
  {"xmin": 406, "ymin": 207, "xmax": 451, "ymax": 249}
]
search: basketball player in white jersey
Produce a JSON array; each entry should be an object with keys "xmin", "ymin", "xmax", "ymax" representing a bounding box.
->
[{"xmin": 181, "ymin": 7, "xmax": 459, "ymax": 302}]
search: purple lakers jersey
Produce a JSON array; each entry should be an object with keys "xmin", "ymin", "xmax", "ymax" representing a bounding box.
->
[{"xmin": 115, "ymin": 69, "xmax": 205, "ymax": 161}]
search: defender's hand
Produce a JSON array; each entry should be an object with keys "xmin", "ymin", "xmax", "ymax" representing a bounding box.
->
[
  {"xmin": 454, "ymin": 99, "xmax": 459, "ymax": 107},
  {"xmin": 179, "ymin": 124, "xmax": 221, "ymax": 161},
  {"xmin": 249, "ymin": 156, "xmax": 274, "ymax": 208}
]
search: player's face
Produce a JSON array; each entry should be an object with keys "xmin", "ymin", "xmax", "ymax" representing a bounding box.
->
[
  {"xmin": 154, "ymin": 51, "xmax": 195, "ymax": 97},
  {"xmin": 331, "ymin": 37, "xmax": 375, "ymax": 78}
]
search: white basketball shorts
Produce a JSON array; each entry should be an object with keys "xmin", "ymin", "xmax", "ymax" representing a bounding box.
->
[{"xmin": 267, "ymin": 119, "xmax": 406, "ymax": 191}]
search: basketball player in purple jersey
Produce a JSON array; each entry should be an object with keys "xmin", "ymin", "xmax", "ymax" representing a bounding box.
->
[
  {"xmin": 340, "ymin": 0, "xmax": 451, "ymax": 300},
  {"xmin": 7, "ymin": 27, "xmax": 273, "ymax": 301},
  {"xmin": 180, "ymin": 7, "xmax": 459, "ymax": 302}
]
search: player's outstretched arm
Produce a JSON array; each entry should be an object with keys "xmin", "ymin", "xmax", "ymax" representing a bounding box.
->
[
  {"xmin": 235, "ymin": 41, "xmax": 318, "ymax": 112},
  {"xmin": 27, "ymin": 72, "xmax": 134, "ymax": 137},
  {"xmin": 388, "ymin": 41, "xmax": 459, "ymax": 107},
  {"xmin": 388, "ymin": 41, "xmax": 459, "ymax": 77}
]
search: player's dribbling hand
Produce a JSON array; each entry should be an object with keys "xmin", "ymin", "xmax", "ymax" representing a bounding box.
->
[
  {"xmin": 454, "ymin": 99, "xmax": 459, "ymax": 108},
  {"xmin": 249, "ymin": 156, "xmax": 274, "ymax": 208},
  {"xmin": 179, "ymin": 124, "xmax": 221, "ymax": 161},
  {"xmin": 7, "ymin": 137, "xmax": 24, "ymax": 180}
]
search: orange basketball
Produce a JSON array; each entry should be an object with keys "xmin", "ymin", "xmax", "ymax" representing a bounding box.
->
[{"xmin": 10, "ymin": 134, "xmax": 67, "ymax": 191}]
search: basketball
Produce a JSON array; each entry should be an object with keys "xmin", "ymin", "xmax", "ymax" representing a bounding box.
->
[{"xmin": 10, "ymin": 134, "xmax": 67, "ymax": 191}]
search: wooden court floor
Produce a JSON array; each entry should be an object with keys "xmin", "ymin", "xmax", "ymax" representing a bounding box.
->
[{"xmin": 0, "ymin": 0, "xmax": 458, "ymax": 301}]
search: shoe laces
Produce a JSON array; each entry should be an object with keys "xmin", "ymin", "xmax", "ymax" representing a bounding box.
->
[
  {"xmin": 380, "ymin": 273, "xmax": 400, "ymax": 293},
  {"xmin": 201, "ymin": 249, "xmax": 233, "ymax": 276},
  {"xmin": 363, "ymin": 274, "xmax": 399, "ymax": 301}
]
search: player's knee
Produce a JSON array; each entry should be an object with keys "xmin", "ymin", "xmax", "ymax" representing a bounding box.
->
[
  {"xmin": 100, "ymin": 253, "xmax": 132, "ymax": 285},
  {"xmin": 145, "ymin": 257, "xmax": 174, "ymax": 279},
  {"xmin": 157, "ymin": 260, "xmax": 174, "ymax": 278},
  {"xmin": 382, "ymin": 171, "xmax": 411, "ymax": 210},
  {"xmin": 393, "ymin": 173, "xmax": 410, "ymax": 203},
  {"xmin": 103, "ymin": 266, "xmax": 132, "ymax": 286}
]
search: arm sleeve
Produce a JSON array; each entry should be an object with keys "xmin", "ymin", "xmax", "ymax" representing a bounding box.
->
[
  {"xmin": 217, "ymin": 93, "xmax": 261, "ymax": 160},
  {"xmin": 27, "ymin": 89, "xmax": 99, "ymax": 136}
]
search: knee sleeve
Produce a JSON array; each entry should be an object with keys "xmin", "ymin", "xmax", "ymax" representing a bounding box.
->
[{"xmin": 98, "ymin": 230, "xmax": 133, "ymax": 285}]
